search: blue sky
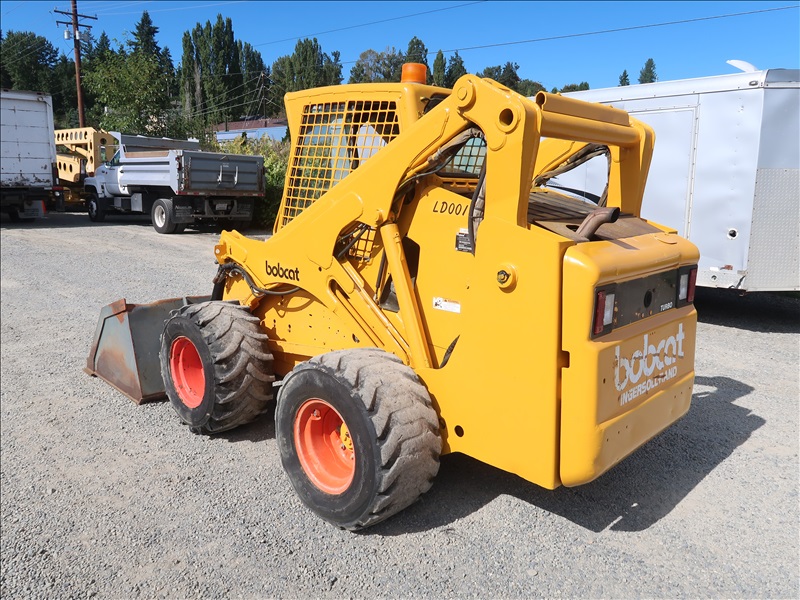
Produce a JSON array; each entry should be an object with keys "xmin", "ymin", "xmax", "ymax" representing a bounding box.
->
[{"xmin": 1, "ymin": 1, "xmax": 798, "ymax": 90}]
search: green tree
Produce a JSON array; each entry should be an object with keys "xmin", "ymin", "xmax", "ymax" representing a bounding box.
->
[
  {"xmin": 477, "ymin": 65, "xmax": 502, "ymax": 80},
  {"xmin": 267, "ymin": 38, "xmax": 341, "ymax": 114},
  {"xmin": 638, "ymin": 58, "xmax": 657, "ymax": 83},
  {"xmin": 238, "ymin": 39, "xmax": 267, "ymax": 116},
  {"xmin": 432, "ymin": 50, "xmax": 446, "ymax": 87},
  {"xmin": 558, "ymin": 82, "xmax": 590, "ymax": 93},
  {"xmin": 52, "ymin": 54, "xmax": 79, "ymax": 127},
  {"xmin": 0, "ymin": 31, "xmax": 58, "ymax": 93},
  {"xmin": 0, "ymin": 31, "xmax": 10, "ymax": 88},
  {"xmin": 444, "ymin": 51, "xmax": 466, "ymax": 88},
  {"xmin": 130, "ymin": 10, "xmax": 159, "ymax": 56},
  {"xmin": 349, "ymin": 49, "xmax": 381, "ymax": 83},
  {"xmin": 348, "ymin": 47, "xmax": 404, "ymax": 83},
  {"xmin": 322, "ymin": 50, "xmax": 343, "ymax": 86},
  {"xmin": 84, "ymin": 46, "xmax": 173, "ymax": 135},
  {"xmin": 179, "ymin": 14, "xmax": 264, "ymax": 124},
  {"xmin": 517, "ymin": 79, "xmax": 545, "ymax": 96},
  {"xmin": 619, "ymin": 69, "xmax": 630, "ymax": 86},
  {"xmin": 267, "ymin": 54, "xmax": 293, "ymax": 114},
  {"xmin": 378, "ymin": 46, "xmax": 405, "ymax": 82}
]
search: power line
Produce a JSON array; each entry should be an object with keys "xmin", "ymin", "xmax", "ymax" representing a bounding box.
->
[
  {"xmin": 430, "ymin": 5, "xmax": 799, "ymax": 60},
  {"xmin": 100, "ymin": 1, "xmax": 250, "ymax": 16},
  {"xmin": 252, "ymin": 1, "xmax": 487, "ymax": 48}
]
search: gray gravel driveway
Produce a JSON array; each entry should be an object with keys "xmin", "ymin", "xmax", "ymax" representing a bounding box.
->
[{"xmin": 1, "ymin": 212, "xmax": 798, "ymax": 599}]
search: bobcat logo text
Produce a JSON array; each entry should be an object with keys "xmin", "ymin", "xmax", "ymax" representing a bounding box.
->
[{"xmin": 615, "ymin": 324, "xmax": 686, "ymax": 405}]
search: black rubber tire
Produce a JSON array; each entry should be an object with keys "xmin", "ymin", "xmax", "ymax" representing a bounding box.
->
[
  {"xmin": 151, "ymin": 198, "xmax": 177, "ymax": 234},
  {"xmin": 276, "ymin": 348, "xmax": 441, "ymax": 530},
  {"xmin": 87, "ymin": 193, "xmax": 106, "ymax": 222},
  {"xmin": 160, "ymin": 301, "xmax": 275, "ymax": 434},
  {"xmin": 8, "ymin": 207, "xmax": 22, "ymax": 222}
]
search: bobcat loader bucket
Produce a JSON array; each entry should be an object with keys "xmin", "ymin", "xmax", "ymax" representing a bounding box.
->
[{"xmin": 84, "ymin": 296, "xmax": 211, "ymax": 404}]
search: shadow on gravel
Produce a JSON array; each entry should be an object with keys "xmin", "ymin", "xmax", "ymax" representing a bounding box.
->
[
  {"xmin": 370, "ymin": 375, "xmax": 763, "ymax": 536},
  {"xmin": 695, "ymin": 288, "xmax": 800, "ymax": 334},
  {"xmin": 216, "ymin": 407, "xmax": 277, "ymax": 444}
]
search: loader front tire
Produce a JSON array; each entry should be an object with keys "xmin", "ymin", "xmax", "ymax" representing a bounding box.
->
[
  {"xmin": 160, "ymin": 301, "xmax": 275, "ymax": 434},
  {"xmin": 275, "ymin": 348, "xmax": 441, "ymax": 530}
]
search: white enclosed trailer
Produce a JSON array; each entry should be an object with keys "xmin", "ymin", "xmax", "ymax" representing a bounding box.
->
[
  {"xmin": 559, "ymin": 69, "xmax": 799, "ymax": 292},
  {"xmin": 0, "ymin": 89, "xmax": 60, "ymax": 220}
]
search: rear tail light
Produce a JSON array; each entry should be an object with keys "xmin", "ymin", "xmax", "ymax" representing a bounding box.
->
[
  {"xmin": 592, "ymin": 289, "xmax": 616, "ymax": 336},
  {"xmin": 678, "ymin": 266, "xmax": 698, "ymax": 305}
]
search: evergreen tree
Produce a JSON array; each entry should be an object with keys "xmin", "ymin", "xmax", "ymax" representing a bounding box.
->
[
  {"xmin": 179, "ymin": 14, "xmax": 265, "ymax": 124},
  {"xmin": 619, "ymin": 69, "xmax": 630, "ymax": 86},
  {"xmin": 0, "ymin": 31, "xmax": 10, "ymax": 88},
  {"xmin": 348, "ymin": 47, "xmax": 404, "ymax": 83},
  {"xmin": 432, "ymin": 50, "xmax": 446, "ymax": 87},
  {"xmin": 638, "ymin": 58, "xmax": 657, "ymax": 83},
  {"xmin": 377, "ymin": 46, "xmax": 405, "ymax": 82},
  {"xmin": 349, "ymin": 49, "xmax": 379, "ymax": 83},
  {"xmin": 477, "ymin": 65, "xmax": 502, "ymax": 80},
  {"xmin": 444, "ymin": 51, "xmax": 466, "ymax": 88},
  {"xmin": 558, "ymin": 82, "xmax": 590, "ymax": 93},
  {"xmin": 499, "ymin": 62, "xmax": 521, "ymax": 89},
  {"xmin": 267, "ymin": 39, "xmax": 340, "ymax": 116},
  {"xmin": 517, "ymin": 79, "xmax": 545, "ymax": 96},
  {"xmin": 0, "ymin": 31, "xmax": 58, "ymax": 93},
  {"xmin": 322, "ymin": 50, "xmax": 343, "ymax": 86},
  {"xmin": 130, "ymin": 11, "xmax": 159, "ymax": 56}
]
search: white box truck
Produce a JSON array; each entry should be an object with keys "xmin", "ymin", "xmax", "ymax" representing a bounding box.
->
[
  {"xmin": 1, "ymin": 89, "xmax": 61, "ymax": 220},
  {"xmin": 556, "ymin": 68, "xmax": 799, "ymax": 292}
]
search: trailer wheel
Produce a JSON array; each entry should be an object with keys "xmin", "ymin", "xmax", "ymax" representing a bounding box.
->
[
  {"xmin": 276, "ymin": 348, "xmax": 441, "ymax": 530},
  {"xmin": 151, "ymin": 198, "xmax": 178, "ymax": 234},
  {"xmin": 160, "ymin": 301, "xmax": 275, "ymax": 434},
  {"xmin": 87, "ymin": 194, "xmax": 106, "ymax": 222}
]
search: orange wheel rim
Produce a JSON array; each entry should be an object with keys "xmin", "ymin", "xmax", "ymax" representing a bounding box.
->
[
  {"xmin": 294, "ymin": 399, "xmax": 355, "ymax": 494},
  {"xmin": 169, "ymin": 337, "xmax": 205, "ymax": 409}
]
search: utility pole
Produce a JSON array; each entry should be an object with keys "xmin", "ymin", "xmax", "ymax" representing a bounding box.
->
[{"xmin": 55, "ymin": 1, "xmax": 96, "ymax": 127}]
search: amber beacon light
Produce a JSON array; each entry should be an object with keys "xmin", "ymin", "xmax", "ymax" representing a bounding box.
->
[{"xmin": 401, "ymin": 63, "xmax": 427, "ymax": 84}]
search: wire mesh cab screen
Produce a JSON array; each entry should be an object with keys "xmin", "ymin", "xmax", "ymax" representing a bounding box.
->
[{"xmin": 279, "ymin": 100, "xmax": 400, "ymax": 229}]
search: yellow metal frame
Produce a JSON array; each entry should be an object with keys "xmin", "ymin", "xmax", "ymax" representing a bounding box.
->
[
  {"xmin": 214, "ymin": 74, "xmax": 698, "ymax": 490},
  {"xmin": 55, "ymin": 127, "xmax": 115, "ymax": 182}
]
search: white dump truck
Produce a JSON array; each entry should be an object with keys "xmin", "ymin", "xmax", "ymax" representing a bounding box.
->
[
  {"xmin": 1, "ymin": 89, "xmax": 61, "ymax": 220},
  {"xmin": 57, "ymin": 129, "xmax": 264, "ymax": 234},
  {"xmin": 558, "ymin": 67, "xmax": 799, "ymax": 292}
]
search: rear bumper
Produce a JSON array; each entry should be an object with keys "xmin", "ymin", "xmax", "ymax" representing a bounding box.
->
[
  {"xmin": 559, "ymin": 232, "xmax": 699, "ymax": 487},
  {"xmin": 562, "ymin": 369, "xmax": 694, "ymax": 487}
]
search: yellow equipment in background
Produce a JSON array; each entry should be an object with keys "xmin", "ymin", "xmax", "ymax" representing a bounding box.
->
[
  {"xmin": 86, "ymin": 64, "xmax": 699, "ymax": 530},
  {"xmin": 54, "ymin": 127, "xmax": 116, "ymax": 205}
]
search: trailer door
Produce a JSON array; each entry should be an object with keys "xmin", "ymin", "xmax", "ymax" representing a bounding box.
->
[{"xmin": 632, "ymin": 106, "xmax": 698, "ymax": 238}]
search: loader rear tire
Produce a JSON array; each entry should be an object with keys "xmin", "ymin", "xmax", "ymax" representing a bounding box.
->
[
  {"xmin": 275, "ymin": 348, "xmax": 441, "ymax": 530},
  {"xmin": 151, "ymin": 198, "xmax": 177, "ymax": 234},
  {"xmin": 160, "ymin": 301, "xmax": 275, "ymax": 434}
]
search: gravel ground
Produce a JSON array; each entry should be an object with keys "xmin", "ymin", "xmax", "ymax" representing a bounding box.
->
[{"xmin": 1, "ymin": 212, "xmax": 798, "ymax": 599}]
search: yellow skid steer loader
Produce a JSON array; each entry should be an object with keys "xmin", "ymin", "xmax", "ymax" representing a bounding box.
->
[{"xmin": 85, "ymin": 64, "xmax": 699, "ymax": 530}]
